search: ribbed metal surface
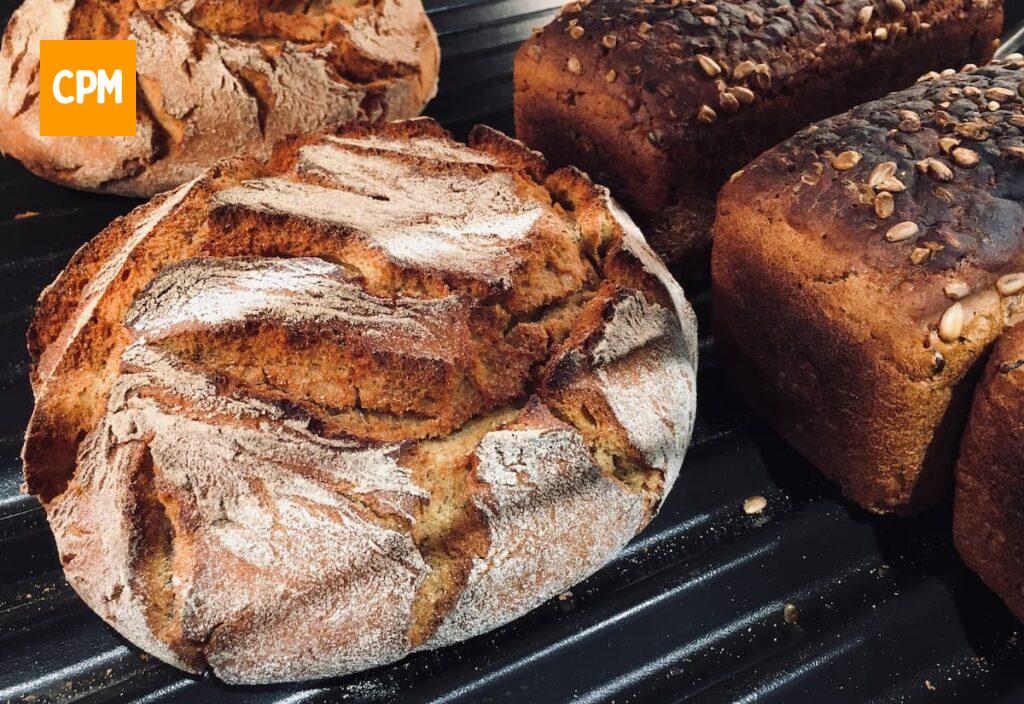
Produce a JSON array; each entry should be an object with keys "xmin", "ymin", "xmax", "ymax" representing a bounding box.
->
[{"xmin": 2, "ymin": 2, "xmax": 1024, "ymax": 702}]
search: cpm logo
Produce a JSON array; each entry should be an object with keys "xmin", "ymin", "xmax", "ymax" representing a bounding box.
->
[{"xmin": 39, "ymin": 40, "xmax": 136, "ymax": 137}]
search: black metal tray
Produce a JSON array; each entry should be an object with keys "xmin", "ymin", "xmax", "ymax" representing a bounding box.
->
[{"xmin": 3, "ymin": 2, "xmax": 1024, "ymax": 702}]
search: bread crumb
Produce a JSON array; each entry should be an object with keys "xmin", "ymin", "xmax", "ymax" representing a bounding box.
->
[
  {"xmin": 783, "ymin": 603, "xmax": 798, "ymax": 624},
  {"xmin": 925, "ymin": 679, "xmax": 936, "ymax": 691},
  {"xmin": 14, "ymin": 211, "xmax": 40, "ymax": 219},
  {"xmin": 743, "ymin": 495, "xmax": 767, "ymax": 515}
]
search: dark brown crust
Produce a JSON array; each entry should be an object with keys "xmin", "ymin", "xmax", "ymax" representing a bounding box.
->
[
  {"xmin": 712, "ymin": 61, "xmax": 1024, "ymax": 514},
  {"xmin": 954, "ymin": 325, "xmax": 1024, "ymax": 620},
  {"xmin": 514, "ymin": 0, "xmax": 1002, "ymax": 266}
]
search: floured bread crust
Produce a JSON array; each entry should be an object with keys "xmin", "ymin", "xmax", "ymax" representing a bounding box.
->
[
  {"xmin": 0, "ymin": 0, "xmax": 439, "ymax": 196},
  {"xmin": 24, "ymin": 118, "xmax": 698, "ymax": 683}
]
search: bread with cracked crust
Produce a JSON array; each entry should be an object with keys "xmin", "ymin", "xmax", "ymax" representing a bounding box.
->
[
  {"xmin": 954, "ymin": 323, "xmax": 1024, "ymax": 620},
  {"xmin": 712, "ymin": 60, "xmax": 1024, "ymax": 515},
  {"xmin": 23, "ymin": 118, "xmax": 698, "ymax": 683},
  {"xmin": 514, "ymin": 0, "xmax": 1002, "ymax": 270},
  {"xmin": 0, "ymin": 0, "xmax": 439, "ymax": 197}
]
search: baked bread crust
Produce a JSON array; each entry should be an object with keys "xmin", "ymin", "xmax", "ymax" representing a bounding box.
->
[
  {"xmin": 954, "ymin": 325, "xmax": 1024, "ymax": 620},
  {"xmin": 24, "ymin": 118, "xmax": 698, "ymax": 683},
  {"xmin": 514, "ymin": 0, "xmax": 1002, "ymax": 267},
  {"xmin": 0, "ymin": 0, "xmax": 440, "ymax": 197},
  {"xmin": 712, "ymin": 60, "xmax": 1024, "ymax": 514}
]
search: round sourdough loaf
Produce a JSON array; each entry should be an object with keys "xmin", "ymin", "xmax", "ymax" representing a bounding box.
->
[
  {"xmin": 0, "ymin": 0, "xmax": 439, "ymax": 196},
  {"xmin": 24, "ymin": 118, "xmax": 698, "ymax": 683}
]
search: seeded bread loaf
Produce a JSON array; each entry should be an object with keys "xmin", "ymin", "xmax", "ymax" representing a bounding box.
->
[
  {"xmin": 0, "ymin": 0, "xmax": 439, "ymax": 197},
  {"xmin": 712, "ymin": 60, "xmax": 1024, "ymax": 515},
  {"xmin": 513, "ymin": 0, "xmax": 1002, "ymax": 270},
  {"xmin": 953, "ymin": 324, "xmax": 1024, "ymax": 619},
  {"xmin": 23, "ymin": 118, "xmax": 698, "ymax": 683}
]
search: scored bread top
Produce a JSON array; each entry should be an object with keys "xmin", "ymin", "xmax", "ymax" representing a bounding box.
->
[
  {"xmin": 25, "ymin": 118, "xmax": 698, "ymax": 683},
  {"xmin": 0, "ymin": 0, "xmax": 439, "ymax": 196},
  {"xmin": 720, "ymin": 59, "xmax": 1024, "ymax": 384}
]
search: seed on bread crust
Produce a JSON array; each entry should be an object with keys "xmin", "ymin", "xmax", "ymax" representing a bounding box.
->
[
  {"xmin": 868, "ymin": 161, "xmax": 897, "ymax": 188},
  {"xmin": 719, "ymin": 90, "xmax": 740, "ymax": 114},
  {"xmin": 697, "ymin": 104, "xmax": 717, "ymax": 123},
  {"xmin": 875, "ymin": 191, "xmax": 895, "ymax": 218},
  {"xmin": 733, "ymin": 60, "xmax": 757, "ymax": 80},
  {"xmin": 567, "ymin": 56, "xmax": 583, "ymax": 74},
  {"xmin": 857, "ymin": 5, "xmax": 873, "ymax": 24},
  {"xmin": 996, "ymin": 273, "xmax": 1024, "ymax": 296},
  {"xmin": 938, "ymin": 302, "xmax": 965, "ymax": 342},
  {"xmin": 952, "ymin": 147, "xmax": 979, "ymax": 167},
  {"xmin": 885, "ymin": 220, "xmax": 919, "ymax": 242},
  {"xmin": 918, "ymin": 157, "xmax": 953, "ymax": 182},
  {"xmin": 832, "ymin": 150, "xmax": 862, "ymax": 170},
  {"xmin": 944, "ymin": 281, "xmax": 971, "ymax": 300},
  {"xmin": 730, "ymin": 86, "xmax": 756, "ymax": 104},
  {"xmin": 697, "ymin": 54, "xmax": 722, "ymax": 77}
]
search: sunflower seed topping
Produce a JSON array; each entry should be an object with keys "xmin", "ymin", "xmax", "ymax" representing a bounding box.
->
[
  {"xmin": 832, "ymin": 150, "xmax": 862, "ymax": 170},
  {"xmin": 938, "ymin": 302, "xmax": 965, "ymax": 343},
  {"xmin": 944, "ymin": 281, "xmax": 971, "ymax": 300},
  {"xmin": 952, "ymin": 147, "xmax": 980, "ymax": 167},
  {"xmin": 697, "ymin": 104, "xmax": 717, "ymax": 124},
  {"xmin": 918, "ymin": 157, "xmax": 953, "ymax": 181},
  {"xmin": 730, "ymin": 86, "xmax": 756, "ymax": 104},
  {"xmin": 875, "ymin": 191, "xmax": 895, "ymax": 218},
  {"xmin": 868, "ymin": 161, "xmax": 897, "ymax": 188},
  {"xmin": 996, "ymin": 273, "xmax": 1024, "ymax": 296},
  {"xmin": 885, "ymin": 221, "xmax": 919, "ymax": 242},
  {"xmin": 697, "ymin": 54, "xmax": 721, "ymax": 77},
  {"xmin": 984, "ymin": 86, "xmax": 1015, "ymax": 102},
  {"xmin": 734, "ymin": 60, "xmax": 757, "ymax": 80}
]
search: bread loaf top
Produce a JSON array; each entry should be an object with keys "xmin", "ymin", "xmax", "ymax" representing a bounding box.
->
[
  {"xmin": 25, "ymin": 118, "xmax": 698, "ymax": 682},
  {"xmin": 518, "ymin": 0, "xmax": 1001, "ymax": 211},
  {"xmin": 720, "ymin": 59, "xmax": 1024, "ymax": 382},
  {"xmin": 0, "ymin": 0, "xmax": 439, "ymax": 196}
]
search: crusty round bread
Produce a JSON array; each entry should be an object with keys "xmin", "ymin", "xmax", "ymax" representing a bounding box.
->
[
  {"xmin": 0, "ymin": 0, "xmax": 439, "ymax": 197},
  {"xmin": 23, "ymin": 118, "xmax": 698, "ymax": 683}
]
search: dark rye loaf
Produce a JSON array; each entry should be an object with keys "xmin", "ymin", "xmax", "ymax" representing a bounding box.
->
[
  {"xmin": 514, "ymin": 0, "xmax": 1003, "ymax": 270},
  {"xmin": 713, "ymin": 60, "xmax": 1024, "ymax": 515}
]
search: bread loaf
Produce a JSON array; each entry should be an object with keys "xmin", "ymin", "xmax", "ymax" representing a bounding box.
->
[
  {"xmin": 712, "ymin": 59, "xmax": 1024, "ymax": 515},
  {"xmin": 954, "ymin": 324, "xmax": 1024, "ymax": 620},
  {"xmin": 0, "ymin": 0, "xmax": 439, "ymax": 197},
  {"xmin": 514, "ymin": 0, "xmax": 1002, "ymax": 269},
  {"xmin": 24, "ymin": 118, "xmax": 698, "ymax": 682}
]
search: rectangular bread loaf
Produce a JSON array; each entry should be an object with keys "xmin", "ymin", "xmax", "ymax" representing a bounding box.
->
[
  {"xmin": 954, "ymin": 324, "xmax": 1024, "ymax": 619},
  {"xmin": 712, "ymin": 60, "xmax": 1024, "ymax": 514},
  {"xmin": 514, "ymin": 0, "xmax": 1003, "ymax": 269}
]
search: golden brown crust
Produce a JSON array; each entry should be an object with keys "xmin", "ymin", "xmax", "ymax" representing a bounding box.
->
[
  {"xmin": 0, "ymin": 0, "xmax": 440, "ymax": 197},
  {"xmin": 514, "ymin": 0, "xmax": 1002, "ymax": 266},
  {"xmin": 26, "ymin": 118, "xmax": 698, "ymax": 682},
  {"xmin": 954, "ymin": 325, "xmax": 1024, "ymax": 620},
  {"xmin": 713, "ymin": 60, "xmax": 1024, "ymax": 514}
]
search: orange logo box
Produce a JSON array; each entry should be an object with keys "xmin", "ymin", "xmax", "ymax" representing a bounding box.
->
[{"xmin": 39, "ymin": 40, "xmax": 136, "ymax": 137}]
